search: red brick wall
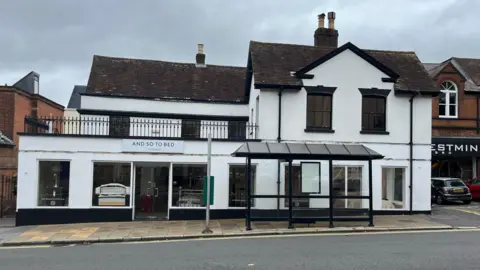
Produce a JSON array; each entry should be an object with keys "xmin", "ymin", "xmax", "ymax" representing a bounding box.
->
[
  {"xmin": 0, "ymin": 147, "xmax": 16, "ymax": 172},
  {"xmin": 431, "ymin": 62, "xmax": 480, "ymax": 137},
  {"xmin": 0, "ymin": 89, "xmax": 63, "ymax": 175},
  {"xmin": 37, "ymin": 97, "xmax": 64, "ymax": 118},
  {"xmin": 0, "ymin": 90, "xmax": 15, "ymax": 139}
]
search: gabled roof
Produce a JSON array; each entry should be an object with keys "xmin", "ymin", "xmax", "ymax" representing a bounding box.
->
[
  {"xmin": 67, "ymin": 85, "xmax": 87, "ymax": 109},
  {"xmin": 248, "ymin": 41, "xmax": 438, "ymax": 94},
  {"xmin": 454, "ymin": 58, "xmax": 480, "ymax": 87},
  {"xmin": 0, "ymin": 132, "xmax": 14, "ymax": 147},
  {"xmin": 424, "ymin": 58, "xmax": 480, "ymax": 92},
  {"xmin": 87, "ymin": 55, "xmax": 247, "ymax": 103},
  {"xmin": 296, "ymin": 42, "xmax": 400, "ymax": 80}
]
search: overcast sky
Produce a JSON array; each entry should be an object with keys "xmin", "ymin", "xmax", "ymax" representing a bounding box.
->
[{"xmin": 0, "ymin": 0, "xmax": 478, "ymax": 106}]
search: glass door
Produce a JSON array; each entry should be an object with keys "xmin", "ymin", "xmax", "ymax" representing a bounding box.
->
[{"xmin": 134, "ymin": 164, "xmax": 170, "ymax": 220}]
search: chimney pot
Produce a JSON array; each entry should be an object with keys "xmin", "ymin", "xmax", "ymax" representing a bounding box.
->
[
  {"xmin": 327, "ymin": 11, "xmax": 335, "ymax": 29},
  {"xmin": 318, "ymin": 13, "xmax": 325, "ymax": 28},
  {"xmin": 196, "ymin": 43, "xmax": 206, "ymax": 67}
]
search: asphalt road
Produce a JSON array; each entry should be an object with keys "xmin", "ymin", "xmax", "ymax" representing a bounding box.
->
[
  {"xmin": 1, "ymin": 230, "xmax": 480, "ymax": 270},
  {"xmin": 428, "ymin": 200, "xmax": 480, "ymax": 227}
]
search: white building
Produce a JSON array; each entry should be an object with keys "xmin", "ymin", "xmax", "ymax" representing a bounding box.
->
[{"xmin": 15, "ymin": 12, "xmax": 438, "ymax": 226}]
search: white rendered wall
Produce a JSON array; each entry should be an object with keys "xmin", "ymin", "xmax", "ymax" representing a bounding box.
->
[
  {"xmin": 81, "ymin": 95, "xmax": 249, "ymax": 118},
  {"xmin": 18, "ymin": 136, "xmax": 431, "ymax": 212}
]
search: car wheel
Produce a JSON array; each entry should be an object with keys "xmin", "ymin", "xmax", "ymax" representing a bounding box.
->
[
  {"xmin": 463, "ymin": 200, "xmax": 472, "ymax": 205},
  {"xmin": 436, "ymin": 195, "xmax": 444, "ymax": 205}
]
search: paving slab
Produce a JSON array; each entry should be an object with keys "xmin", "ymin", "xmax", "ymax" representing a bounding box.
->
[{"xmin": 0, "ymin": 215, "xmax": 462, "ymax": 247}]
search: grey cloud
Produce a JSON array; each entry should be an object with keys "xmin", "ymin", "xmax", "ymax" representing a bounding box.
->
[{"xmin": 0, "ymin": 0, "xmax": 478, "ymax": 106}]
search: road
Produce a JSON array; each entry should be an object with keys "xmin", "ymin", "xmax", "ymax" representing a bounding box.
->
[
  {"xmin": 1, "ymin": 230, "xmax": 480, "ymax": 270},
  {"xmin": 428, "ymin": 200, "xmax": 480, "ymax": 227}
]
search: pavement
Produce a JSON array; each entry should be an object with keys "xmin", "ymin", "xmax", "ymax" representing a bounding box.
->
[
  {"xmin": 1, "ymin": 230, "xmax": 480, "ymax": 269},
  {"xmin": 2, "ymin": 201, "xmax": 480, "ymax": 247},
  {"xmin": 0, "ymin": 215, "xmax": 456, "ymax": 247}
]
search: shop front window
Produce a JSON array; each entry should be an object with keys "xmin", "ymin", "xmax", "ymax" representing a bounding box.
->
[
  {"xmin": 228, "ymin": 165, "xmax": 256, "ymax": 207},
  {"xmin": 38, "ymin": 161, "xmax": 70, "ymax": 207},
  {"xmin": 92, "ymin": 163, "xmax": 131, "ymax": 207},
  {"xmin": 172, "ymin": 164, "xmax": 207, "ymax": 207},
  {"xmin": 332, "ymin": 166, "xmax": 363, "ymax": 208},
  {"xmin": 381, "ymin": 167, "xmax": 405, "ymax": 209},
  {"xmin": 284, "ymin": 165, "xmax": 310, "ymax": 208},
  {"xmin": 433, "ymin": 159, "xmax": 473, "ymax": 181}
]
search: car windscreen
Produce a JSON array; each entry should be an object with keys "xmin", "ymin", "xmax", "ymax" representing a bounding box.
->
[{"xmin": 445, "ymin": 180, "xmax": 465, "ymax": 187}]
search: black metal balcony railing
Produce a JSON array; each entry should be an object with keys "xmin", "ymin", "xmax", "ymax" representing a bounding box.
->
[{"xmin": 24, "ymin": 116, "xmax": 258, "ymax": 141}]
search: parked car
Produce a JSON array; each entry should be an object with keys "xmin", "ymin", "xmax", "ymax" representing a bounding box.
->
[
  {"xmin": 431, "ymin": 177, "xmax": 472, "ymax": 205},
  {"xmin": 464, "ymin": 177, "xmax": 480, "ymax": 200}
]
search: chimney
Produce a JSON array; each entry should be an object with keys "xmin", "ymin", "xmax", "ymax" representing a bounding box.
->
[
  {"xmin": 318, "ymin": 13, "xmax": 325, "ymax": 28},
  {"xmin": 328, "ymin": 11, "xmax": 335, "ymax": 29},
  {"xmin": 314, "ymin": 11, "xmax": 339, "ymax": 48},
  {"xmin": 196, "ymin": 44, "xmax": 206, "ymax": 67}
]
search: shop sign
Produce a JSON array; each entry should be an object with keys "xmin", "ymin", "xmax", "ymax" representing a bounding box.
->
[
  {"xmin": 121, "ymin": 139, "xmax": 184, "ymax": 153},
  {"xmin": 431, "ymin": 137, "xmax": 480, "ymax": 157}
]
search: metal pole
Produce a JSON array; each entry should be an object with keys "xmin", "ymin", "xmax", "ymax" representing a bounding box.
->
[
  {"xmin": 368, "ymin": 159, "xmax": 374, "ymax": 227},
  {"xmin": 246, "ymin": 157, "xmax": 252, "ymax": 231},
  {"xmin": 288, "ymin": 159, "xmax": 293, "ymax": 229},
  {"xmin": 328, "ymin": 159, "xmax": 334, "ymax": 228},
  {"xmin": 202, "ymin": 133, "xmax": 213, "ymax": 234}
]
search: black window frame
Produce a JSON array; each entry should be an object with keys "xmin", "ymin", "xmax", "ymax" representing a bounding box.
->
[
  {"xmin": 109, "ymin": 116, "xmax": 130, "ymax": 137},
  {"xmin": 361, "ymin": 96, "xmax": 387, "ymax": 132},
  {"xmin": 358, "ymin": 88, "xmax": 391, "ymax": 135},
  {"xmin": 181, "ymin": 119, "xmax": 201, "ymax": 139},
  {"xmin": 228, "ymin": 121, "xmax": 247, "ymax": 140},
  {"xmin": 304, "ymin": 85, "xmax": 336, "ymax": 133}
]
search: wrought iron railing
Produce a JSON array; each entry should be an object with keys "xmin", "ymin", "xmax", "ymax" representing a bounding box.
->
[{"xmin": 24, "ymin": 116, "xmax": 258, "ymax": 140}]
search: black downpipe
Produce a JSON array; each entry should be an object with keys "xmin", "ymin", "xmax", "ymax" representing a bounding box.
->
[
  {"xmin": 409, "ymin": 94, "xmax": 417, "ymax": 215},
  {"xmin": 276, "ymin": 88, "xmax": 283, "ymax": 211}
]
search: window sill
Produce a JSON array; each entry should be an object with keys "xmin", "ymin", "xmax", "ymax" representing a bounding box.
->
[
  {"xmin": 304, "ymin": 128, "xmax": 335, "ymax": 133},
  {"xmin": 438, "ymin": 116, "xmax": 458, "ymax": 119},
  {"xmin": 360, "ymin": 130, "xmax": 390, "ymax": 135}
]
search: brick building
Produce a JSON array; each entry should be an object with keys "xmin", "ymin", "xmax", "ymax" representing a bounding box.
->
[
  {"xmin": 425, "ymin": 58, "xmax": 480, "ymax": 180},
  {"xmin": 0, "ymin": 72, "xmax": 64, "ymax": 176}
]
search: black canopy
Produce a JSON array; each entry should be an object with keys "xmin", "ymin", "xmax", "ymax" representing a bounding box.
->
[{"xmin": 232, "ymin": 142, "xmax": 384, "ymax": 160}]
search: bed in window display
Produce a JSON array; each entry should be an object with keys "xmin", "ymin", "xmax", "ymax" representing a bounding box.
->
[{"xmin": 95, "ymin": 183, "xmax": 130, "ymax": 206}]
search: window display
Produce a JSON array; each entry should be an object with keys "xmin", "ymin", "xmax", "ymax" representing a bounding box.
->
[
  {"xmin": 172, "ymin": 164, "xmax": 207, "ymax": 207},
  {"xmin": 381, "ymin": 167, "xmax": 405, "ymax": 209},
  {"xmin": 92, "ymin": 163, "xmax": 131, "ymax": 206},
  {"xmin": 228, "ymin": 165, "xmax": 256, "ymax": 207},
  {"xmin": 38, "ymin": 161, "xmax": 70, "ymax": 206}
]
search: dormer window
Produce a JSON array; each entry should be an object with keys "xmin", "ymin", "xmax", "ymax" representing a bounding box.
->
[{"xmin": 439, "ymin": 81, "xmax": 458, "ymax": 118}]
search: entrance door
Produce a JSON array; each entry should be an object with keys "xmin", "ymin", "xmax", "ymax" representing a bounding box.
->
[{"xmin": 134, "ymin": 164, "xmax": 169, "ymax": 220}]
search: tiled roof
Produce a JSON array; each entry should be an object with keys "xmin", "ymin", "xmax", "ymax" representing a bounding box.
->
[
  {"xmin": 423, "ymin": 58, "xmax": 480, "ymax": 92},
  {"xmin": 86, "ymin": 55, "xmax": 247, "ymax": 102},
  {"xmin": 249, "ymin": 41, "xmax": 438, "ymax": 93},
  {"xmin": 453, "ymin": 58, "xmax": 480, "ymax": 86},
  {"xmin": 67, "ymin": 85, "xmax": 87, "ymax": 109}
]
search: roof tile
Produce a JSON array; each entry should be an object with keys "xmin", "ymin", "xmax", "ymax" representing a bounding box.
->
[
  {"xmin": 87, "ymin": 55, "xmax": 246, "ymax": 102},
  {"xmin": 250, "ymin": 41, "xmax": 437, "ymax": 92}
]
